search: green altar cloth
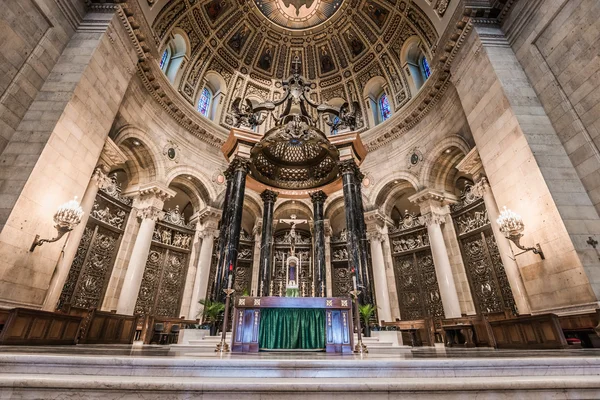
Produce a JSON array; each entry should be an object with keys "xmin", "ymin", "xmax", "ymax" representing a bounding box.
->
[{"xmin": 258, "ymin": 308, "xmax": 326, "ymax": 350}]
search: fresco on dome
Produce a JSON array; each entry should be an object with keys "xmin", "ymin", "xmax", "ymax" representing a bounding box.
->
[
  {"xmin": 228, "ymin": 25, "xmax": 252, "ymax": 54},
  {"xmin": 257, "ymin": 44, "xmax": 275, "ymax": 72},
  {"xmin": 319, "ymin": 46, "xmax": 335, "ymax": 74},
  {"xmin": 204, "ymin": 0, "xmax": 231, "ymax": 23},
  {"xmin": 253, "ymin": 0, "xmax": 344, "ymax": 30},
  {"xmin": 343, "ymin": 29, "xmax": 365, "ymax": 58},
  {"xmin": 362, "ymin": 1, "xmax": 389, "ymax": 29}
]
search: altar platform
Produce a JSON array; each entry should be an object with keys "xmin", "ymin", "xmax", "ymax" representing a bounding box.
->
[{"xmin": 2, "ymin": 345, "xmax": 600, "ymax": 399}]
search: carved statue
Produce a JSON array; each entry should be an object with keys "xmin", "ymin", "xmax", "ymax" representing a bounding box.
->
[
  {"xmin": 231, "ymin": 97, "xmax": 274, "ymax": 129},
  {"xmin": 322, "ymin": 101, "xmax": 362, "ymax": 132},
  {"xmin": 161, "ymin": 228, "xmax": 172, "ymax": 245}
]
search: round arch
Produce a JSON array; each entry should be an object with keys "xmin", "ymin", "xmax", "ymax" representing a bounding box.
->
[
  {"xmin": 165, "ymin": 164, "xmax": 218, "ymax": 207},
  {"xmin": 113, "ymin": 125, "xmax": 165, "ymax": 187},
  {"xmin": 419, "ymin": 135, "xmax": 471, "ymax": 191}
]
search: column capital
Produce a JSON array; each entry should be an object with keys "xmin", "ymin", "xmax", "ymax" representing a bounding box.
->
[
  {"xmin": 136, "ymin": 206, "xmax": 163, "ymax": 222},
  {"xmin": 419, "ymin": 211, "xmax": 450, "ymax": 227},
  {"xmin": 227, "ymin": 156, "xmax": 251, "ymax": 174},
  {"xmin": 260, "ymin": 189, "xmax": 279, "ymax": 203},
  {"xmin": 198, "ymin": 226, "xmax": 219, "ymax": 239},
  {"xmin": 337, "ymin": 159, "xmax": 358, "ymax": 175},
  {"xmin": 367, "ymin": 230, "xmax": 386, "ymax": 243},
  {"xmin": 364, "ymin": 209, "xmax": 390, "ymax": 230},
  {"xmin": 194, "ymin": 206, "xmax": 222, "ymax": 224},
  {"xmin": 97, "ymin": 137, "xmax": 127, "ymax": 173},
  {"xmin": 309, "ymin": 190, "xmax": 327, "ymax": 204}
]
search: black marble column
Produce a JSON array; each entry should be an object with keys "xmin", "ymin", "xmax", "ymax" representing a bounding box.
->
[
  {"xmin": 212, "ymin": 168, "xmax": 234, "ymax": 300},
  {"xmin": 310, "ymin": 190, "xmax": 327, "ymax": 297},
  {"xmin": 351, "ymin": 167, "xmax": 374, "ymax": 305},
  {"xmin": 259, "ymin": 189, "xmax": 278, "ymax": 297},
  {"xmin": 215, "ymin": 157, "xmax": 250, "ymax": 301},
  {"xmin": 338, "ymin": 160, "xmax": 373, "ymax": 305}
]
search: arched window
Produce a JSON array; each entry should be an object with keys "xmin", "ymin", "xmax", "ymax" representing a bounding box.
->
[
  {"xmin": 378, "ymin": 93, "xmax": 391, "ymax": 122},
  {"xmin": 159, "ymin": 49, "xmax": 170, "ymax": 70},
  {"xmin": 421, "ymin": 56, "xmax": 431, "ymax": 80},
  {"xmin": 330, "ymin": 116, "xmax": 340, "ymax": 135},
  {"xmin": 197, "ymin": 87, "xmax": 212, "ymax": 117}
]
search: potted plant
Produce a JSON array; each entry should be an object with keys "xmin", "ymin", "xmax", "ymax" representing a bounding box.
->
[
  {"xmin": 358, "ymin": 304, "xmax": 376, "ymax": 338},
  {"xmin": 198, "ymin": 299, "xmax": 225, "ymax": 336}
]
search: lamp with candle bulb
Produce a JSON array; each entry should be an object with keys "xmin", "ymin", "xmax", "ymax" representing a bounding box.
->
[
  {"xmin": 496, "ymin": 207, "xmax": 544, "ymax": 260},
  {"xmin": 216, "ymin": 262, "xmax": 235, "ymax": 353},
  {"xmin": 30, "ymin": 197, "xmax": 84, "ymax": 252}
]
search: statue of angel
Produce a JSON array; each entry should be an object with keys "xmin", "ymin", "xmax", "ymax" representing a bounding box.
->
[
  {"xmin": 319, "ymin": 101, "xmax": 362, "ymax": 132},
  {"xmin": 231, "ymin": 97, "xmax": 275, "ymax": 130}
]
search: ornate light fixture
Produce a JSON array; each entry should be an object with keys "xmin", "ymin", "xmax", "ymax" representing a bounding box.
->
[
  {"xmin": 30, "ymin": 197, "xmax": 84, "ymax": 252},
  {"xmin": 496, "ymin": 207, "xmax": 544, "ymax": 260}
]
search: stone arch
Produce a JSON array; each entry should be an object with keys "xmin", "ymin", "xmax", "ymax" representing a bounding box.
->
[
  {"xmin": 368, "ymin": 170, "xmax": 420, "ymax": 206},
  {"xmin": 242, "ymin": 190, "xmax": 263, "ymax": 235},
  {"xmin": 419, "ymin": 135, "xmax": 471, "ymax": 192},
  {"xmin": 165, "ymin": 165, "xmax": 218, "ymax": 208},
  {"xmin": 371, "ymin": 175, "xmax": 420, "ymax": 219},
  {"xmin": 113, "ymin": 125, "xmax": 165, "ymax": 187},
  {"xmin": 324, "ymin": 195, "xmax": 346, "ymax": 234}
]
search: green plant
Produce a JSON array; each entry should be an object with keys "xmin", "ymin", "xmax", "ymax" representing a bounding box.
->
[
  {"xmin": 198, "ymin": 299, "xmax": 225, "ymax": 323},
  {"xmin": 358, "ymin": 304, "xmax": 376, "ymax": 327}
]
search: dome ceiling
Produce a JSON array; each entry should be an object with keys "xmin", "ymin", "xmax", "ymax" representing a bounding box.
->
[
  {"xmin": 254, "ymin": 0, "xmax": 344, "ymax": 30},
  {"xmin": 127, "ymin": 0, "xmax": 473, "ymax": 149}
]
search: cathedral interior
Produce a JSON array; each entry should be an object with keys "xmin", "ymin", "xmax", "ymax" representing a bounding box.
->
[{"xmin": 2, "ymin": 0, "xmax": 600, "ymax": 398}]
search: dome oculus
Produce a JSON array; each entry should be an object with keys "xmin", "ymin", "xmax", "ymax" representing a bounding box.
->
[{"xmin": 253, "ymin": 0, "xmax": 344, "ymax": 30}]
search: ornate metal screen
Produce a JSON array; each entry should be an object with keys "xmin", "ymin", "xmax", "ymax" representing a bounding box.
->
[
  {"xmin": 272, "ymin": 229, "xmax": 312, "ymax": 296},
  {"xmin": 134, "ymin": 207, "xmax": 194, "ymax": 317},
  {"xmin": 234, "ymin": 231, "xmax": 254, "ymax": 295},
  {"xmin": 389, "ymin": 214, "xmax": 444, "ymax": 320},
  {"xmin": 451, "ymin": 185, "xmax": 517, "ymax": 315},
  {"xmin": 58, "ymin": 177, "xmax": 132, "ymax": 310},
  {"xmin": 331, "ymin": 229, "xmax": 351, "ymax": 297}
]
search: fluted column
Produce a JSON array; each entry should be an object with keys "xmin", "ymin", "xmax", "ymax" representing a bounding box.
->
[
  {"xmin": 117, "ymin": 185, "xmax": 174, "ymax": 315},
  {"xmin": 367, "ymin": 230, "xmax": 392, "ymax": 322},
  {"xmin": 410, "ymin": 190, "xmax": 462, "ymax": 319},
  {"xmin": 43, "ymin": 168, "xmax": 109, "ymax": 311},
  {"xmin": 310, "ymin": 190, "xmax": 327, "ymax": 297},
  {"xmin": 189, "ymin": 207, "xmax": 221, "ymax": 319},
  {"xmin": 259, "ymin": 190, "xmax": 278, "ymax": 296},
  {"xmin": 217, "ymin": 157, "xmax": 250, "ymax": 301},
  {"xmin": 457, "ymin": 148, "xmax": 531, "ymax": 315}
]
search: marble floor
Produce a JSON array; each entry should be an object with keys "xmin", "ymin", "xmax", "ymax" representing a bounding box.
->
[{"xmin": 1, "ymin": 345, "xmax": 600, "ymax": 399}]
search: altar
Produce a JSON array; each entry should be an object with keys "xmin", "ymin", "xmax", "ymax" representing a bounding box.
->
[{"xmin": 231, "ymin": 297, "xmax": 354, "ymax": 353}]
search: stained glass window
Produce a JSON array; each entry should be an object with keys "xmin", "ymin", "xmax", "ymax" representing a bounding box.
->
[
  {"xmin": 197, "ymin": 87, "xmax": 212, "ymax": 117},
  {"xmin": 331, "ymin": 116, "xmax": 340, "ymax": 135},
  {"xmin": 421, "ymin": 56, "xmax": 431, "ymax": 79},
  {"xmin": 159, "ymin": 49, "xmax": 169, "ymax": 70},
  {"xmin": 379, "ymin": 93, "xmax": 391, "ymax": 122}
]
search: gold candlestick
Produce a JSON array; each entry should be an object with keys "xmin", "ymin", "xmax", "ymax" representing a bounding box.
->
[
  {"xmin": 216, "ymin": 288, "xmax": 235, "ymax": 353},
  {"xmin": 350, "ymin": 289, "xmax": 367, "ymax": 354}
]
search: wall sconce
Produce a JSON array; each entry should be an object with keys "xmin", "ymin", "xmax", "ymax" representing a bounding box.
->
[
  {"xmin": 30, "ymin": 197, "xmax": 84, "ymax": 252},
  {"xmin": 497, "ymin": 207, "xmax": 544, "ymax": 260}
]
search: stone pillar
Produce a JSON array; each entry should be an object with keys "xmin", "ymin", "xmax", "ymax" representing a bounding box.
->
[
  {"xmin": 42, "ymin": 168, "xmax": 108, "ymax": 311},
  {"xmin": 213, "ymin": 169, "xmax": 234, "ymax": 300},
  {"xmin": 259, "ymin": 190, "xmax": 278, "ymax": 296},
  {"xmin": 352, "ymin": 168, "xmax": 374, "ymax": 304},
  {"xmin": 116, "ymin": 185, "xmax": 174, "ymax": 315},
  {"xmin": 251, "ymin": 221, "xmax": 262, "ymax": 296},
  {"xmin": 310, "ymin": 191, "xmax": 327, "ymax": 297},
  {"xmin": 410, "ymin": 189, "xmax": 462, "ymax": 319},
  {"xmin": 365, "ymin": 210, "xmax": 393, "ymax": 323},
  {"xmin": 217, "ymin": 157, "xmax": 250, "ymax": 301},
  {"xmin": 457, "ymin": 148, "xmax": 531, "ymax": 314},
  {"xmin": 189, "ymin": 207, "xmax": 221, "ymax": 319},
  {"xmin": 338, "ymin": 159, "xmax": 372, "ymax": 304}
]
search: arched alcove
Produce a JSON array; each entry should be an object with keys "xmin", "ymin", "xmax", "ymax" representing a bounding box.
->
[
  {"xmin": 401, "ymin": 36, "xmax": 432, "ymax": 95},
  {"xmin": 160, "ymin": 31, "xmax": 189, "ymax": 86},
  {"xmin": 198, "ymin": 71, "xmax": 227, "ymax": 122},
  {"xmin": 363, "ymin": 76, "xmax": 392, "ymax": 128}
]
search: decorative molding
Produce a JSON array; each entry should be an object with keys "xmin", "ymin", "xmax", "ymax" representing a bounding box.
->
[{"xmin": 137, "ymin": 206, "xmax": 163, "ymax": 221}]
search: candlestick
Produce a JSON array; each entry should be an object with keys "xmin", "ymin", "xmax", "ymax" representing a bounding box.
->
[{"xmin": 352, "ymin": 275, "xmax": 357, "ymax": 291}]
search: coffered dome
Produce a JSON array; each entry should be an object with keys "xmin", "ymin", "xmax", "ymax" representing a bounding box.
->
[{"xmin": 253, "ymin": 0, "xmax": 345, "ymax": 30}]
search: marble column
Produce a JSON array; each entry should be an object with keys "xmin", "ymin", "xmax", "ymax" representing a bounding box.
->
[
  {"xmin": 352, "ymin": 168, "xmax": 374, "ymax": 304},
  {"xmin": 117, "ymin": 185, "xmax": 174, "ymax": 315},
  {"xmin": 324, "ymin": 219, "xmax": 333, "ymax": 297},
  {"xmin": 189, "ymin": 207, "xmax": 221, "ymax": 319},
  {"xmin": 213, "ymin": 169, "xmax": 234, "ymax": 300},
  {"xmin": 217, "ymin": 157, "xmax": 250, "ymax": 301},
  {"xmin": 251, "ymin": 221, "xmax": 262, "ymax": 296},
  {"xmin": 410, "ymin": 190, "xmax": 462, "ymax": 319},
  {"xmin": 368, "ymin": 230, "xmax": 392, "ymax": 323},
  {"xmin": 310, "ymin": 190, "xmax": 327, "ymax": 297},
  {"xmin": 259, "ymin": 190, "xmax": 278, "ymax": 296},
  {"xmin": 42, "ymin": 168, "xmax": 109, "ymax": 311},
  {"xmin": 457, "ymin": 148, "xmax": 531, "ymax": 315}
]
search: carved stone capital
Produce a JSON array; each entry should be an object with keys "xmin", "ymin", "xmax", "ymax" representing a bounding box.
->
[
  {"xmin": 419, "ymin": 211, "xmax": 449, "ymax": 227},
  {"xmin": 227, "ymin": 157, "xmax": 251, "ymax": 174},
  {"xmin": 198, "ymin": 226, "xmax": 219, "ymax": 239},
  {"xmin": 456, "ymin": 147, "xmax": 485, "ymax": 179},
  {"xmin": 367, "ymin": 230, "xmax": 386, "ymax": 243},
  {"xmin": 309, "ymin": 190, "xmax": 327, "ymax": 205},
  {"xmin": 97, "ymin": 138, "xmax": 127, "ymax": 173},
  {"xmin": 364, "ymin": 210, "xmax": 388, "ymax": 231},
  {"xmin": 337, "ymin": 159, "xmax": 358, "ymax": 175},
  {"xmin": 92, "ymin": 168, "xmax": 110, "ymax": 189},
  {"xmin": 409, "ymin": 189, "xmax": 457, "ymax": 219},
  {"xmin": 196, "ymin": 206, "xmax": 222, "ymax": 225},
  {"xmin": 138, "ymin": 183, "xmax": 176, "ymax": 202},
  {"xmin": 137, "ymin": 206, "xmax": 163, "ymax": 222},
  {"xmin": 261, "ymin": 189, "xmax": 279, "ymax": 204}
]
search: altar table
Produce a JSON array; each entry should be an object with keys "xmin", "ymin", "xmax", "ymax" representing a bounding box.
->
[{"xmin": 231, "ymin": 297, "xmax": 354, "ymax": 353}]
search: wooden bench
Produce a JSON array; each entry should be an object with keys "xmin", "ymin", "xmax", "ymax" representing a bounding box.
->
[
  {"xmin": 138, "ymin": 315, "xmax": 199, "ymax": 344},
  {"xmin": 380, "ymin": 318, "xmax": 435, "ymax": 346},
  {"xmin": 558, "ymin": 309, "xmax": 600, "ymax": 347},
  {"xmin": 0, "ymin": 308, "xmax": 83, "ymax": 345},
  {"xmin": 488, "ymin": 313, "xmax": 569, "ymax": 349},
  {"xmin": 63, "ymin": 305, "xmax": 137, "ymax": 345}
]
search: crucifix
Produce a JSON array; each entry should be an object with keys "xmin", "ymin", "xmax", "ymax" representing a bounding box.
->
[
  {"xmin": 278, "ymin": 214, "xmax": 308, "ymax": 256},
  {"xmin": 291, "ymin": 54, "xmax": 301, "ymax": 75}
]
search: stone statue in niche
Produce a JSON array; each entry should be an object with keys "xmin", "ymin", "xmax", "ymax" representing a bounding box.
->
[
  {"xmin": 345, "ymin": 31, "xmax": 365, "ymax": 57},
  {"xmin": 161, "ymin": 228, "xmax": 172, "ymax": 246},
  {"xmin": 333, "ymin": 248, "xmax": 349, "ymax": 261}
]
